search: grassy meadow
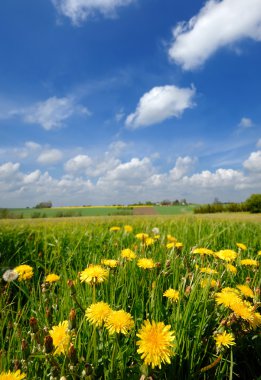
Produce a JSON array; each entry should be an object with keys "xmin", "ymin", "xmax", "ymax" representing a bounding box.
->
[{"xmin": 0, "ymin": 216, "xmax": 260, "ymax": 379}]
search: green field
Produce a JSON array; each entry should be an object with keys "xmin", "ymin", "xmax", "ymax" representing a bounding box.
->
[
  {"xmin": 0, "ymin": 216, "xmax": 260, "ymax": 379},
  {"xmin": 1, "ymin": 205, "xmax": 198, "ymax": 219}
]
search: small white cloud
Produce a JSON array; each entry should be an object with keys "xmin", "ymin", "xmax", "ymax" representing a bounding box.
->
[
  {"xmin": 64, "ymin": 154, "xmax": 92, "ymax": 173},
  {"xmin": 125, "ymin": 85, "xmax": 195, "ymax": 129},
  {"xmin": 25, "ymin": 141, "xmax": 41, "ymax": 150},
  {"xmin": 37, "ymin": 149, "xmax": 63, "ymax": 165},
  {"xmin": 256, "ymin": 138, "xmax": 261, "ymax": 147},
  {"xmin": 23, "ymin": 96, "xmax": 90, "ymax": 130},
  {"xmin": 23, "ymin": 170, "xmax": 41, "ymax": 184},
  {"xmin": 52, "ymin": 0, "xmax": 135, "ymax": 25},
  {"xmin": 243, "ymin": 150, "xmax": 261, "ymax": 172},
  {"xmin": 170, "ymin": 156, "xmax": 197, "ymax": 180},
  {"xmin": 239, "ymin": 117, "xmax": 253, "ymax": 128},
  {"xmin": 168, "ymin": 0, "xmax": 261, "ymax": 70},
  {"xmin": 0, "ymin": 162, "xmax": 20, "ymax": 178}
]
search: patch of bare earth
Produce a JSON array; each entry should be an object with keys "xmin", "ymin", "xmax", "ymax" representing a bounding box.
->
[{"xmin": 133, "ymin": 207, "xmax": 157, "ymax": 215}]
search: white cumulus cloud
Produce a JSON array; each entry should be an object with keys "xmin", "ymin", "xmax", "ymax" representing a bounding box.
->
[
  {"xmin": 64, "ymin": 154, "xmax": 92, "ymax": 173},
  {"xmin": 23, "ymin": 96, "xmax": 90, "ymax": 130},
  {"xmin": 168, "ymin": 0, "xmax": 261, "ymax": 70},
  {"xmin": 243, "ymin": 150, "xmax": 261, "ymax": 172},
  {"xmin": 37, "ymin": 149, "xmax": 63, "ymax": 165},
  {"xmin": 0, "ymin": 162, "xmax": 20, "ymax": 178},
  {"xmin": 169, "ymin": 156, "xmax": 197, "ymax": 180},
  {"xmin": 52, "ymin": 0, "xmax": 135, "ymax": 24},
  {"xmin": 125, "ymin": 85, "xmax": 195, "ymax": 129}
]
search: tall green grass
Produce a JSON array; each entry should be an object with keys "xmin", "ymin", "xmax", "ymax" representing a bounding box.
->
[{"xmin": 0, "ymin": 217, "xmax": 260, "ymax": 379}]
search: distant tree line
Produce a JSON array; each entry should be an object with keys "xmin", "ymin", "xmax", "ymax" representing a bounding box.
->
[{"xmin": 194, "ymin": 194, "xmax": 261, "ymax": 214}]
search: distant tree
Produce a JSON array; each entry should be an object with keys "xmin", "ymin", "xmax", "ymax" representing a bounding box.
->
[
  {"xmin": 245, "ymin": 194, "xmax": 261, "ymax": 213},
  {"xmin": 172, "ymin": 200, "xmax": 180, "ymax": 205},
  {"xmin": 180, "ymin": 198, "xmax": 188, "ymax": 205},
  {"xmin": 161, "ymin": 199, "xmax": 171, "ymax": 206},
  {"xmin": 35, "ymin": 201, "xmax": 52, "ymax": 209},
  {"xmin": 213, "ymin": 197, "xmax": 221, "ymax": 204}
]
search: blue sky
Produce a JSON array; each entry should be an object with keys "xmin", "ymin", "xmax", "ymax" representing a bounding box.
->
[{"xmin": 0, "ymin": 0, "xmax": 261, "ymax": 207}]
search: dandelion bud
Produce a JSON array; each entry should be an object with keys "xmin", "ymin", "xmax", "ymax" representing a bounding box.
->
[
  {"xmin": 246, "ymin": 276, "xmax": 251, "ymax": 283},
  {"xmin": 68, "ymin": 308, "xmax": 76, "ymax": 330},
  {"xmin": 67, "ymin": 279, "xmax": 75, "ymax": 289},
  {"xmin": 13, "ymin": 359, "xmax": 21, "ymax": 371},
  {"xmin": 185, "ymin": 286, "xmax": 192, "ymax": 295},
  {"xmin": 165, "ymin": 259, "xmax": 171, "ymax": 268},
  {"xmin": 84, "ymin": 363, "xmax": 93, "ymax": 376},
  {"xmin": 29, "ymin": 317, "xmax": 38, "ymax": 333},
  {"xmin": 44, "ymin": 335, "xmax": 54, "ymax": 354},
  {"xmin": 21, "ymin": 339, "xmax": 30, "ymax": 359},
  {"xmin": 68, "ymin": 343, "xmax": 77, "ymax": 365}
]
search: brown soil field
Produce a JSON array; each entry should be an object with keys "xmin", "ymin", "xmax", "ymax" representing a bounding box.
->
[{"xmin": 133, "ymin": 207, "xmax": 157, "ymax": 215}]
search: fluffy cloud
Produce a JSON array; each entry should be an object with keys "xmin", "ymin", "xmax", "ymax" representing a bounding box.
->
[
  {"xmin": 168, "ymin": 0, "xmax": 261, "ymax": 70},
  {"xmin": 257, "ymin": 139, "xmax": 261, "ymax": 147},
  {"xmin": 125, "ymin": 85, "xmax": 195, "ymax": 129},
  {"xmin": 37, "ymin": 149, "xmax": 63, "ymax": 164},
  {"xmin": 52, "ymin": 0, "xmax": 135, "ymax": 24},
  {"xmin": 64, "ymin": 154, "xmax": 92, "ymax": 173},
  {"xmin": 169, "ymin": 156, "xmax": 197, "ymax": 180},
  {"xmin": 183, "ymin": 168, "xmax": 245, "ymax": 188},
  {"xmin": 23, "ymin": 96, "xmax": 89, "ymax": 130},
  {"xmin": 239, "ymin": 117, "xmax": 253, "ymax": 128},
  {"xmin": 0, "ymin": 162, "xmax": 20, "ymax": 178},
  {"xmin": 243, "ymin": 150, "xmax": 261, "ymax": 172},
  {"xmin": 23, "ymin": 170, "xmax": 41, "ymax": 184}
]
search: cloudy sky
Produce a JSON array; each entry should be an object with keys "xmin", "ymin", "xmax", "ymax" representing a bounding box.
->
[{"xmin": 0, "ymin": 0, "xmax": 261, "ymax": 207}]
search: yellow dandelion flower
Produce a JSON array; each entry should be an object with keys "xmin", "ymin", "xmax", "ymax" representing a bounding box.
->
[
  {"xmin": 145, "ymin": 237, "xmax": 155, "ymax": 246},
  {"xmin": 137, "ymin": 258, "xmax": 156, "ymax": 269},
  {"xmin": 200, "ymin": 267, "xmax": 218, "ymax": 274},
  {"xmin": 49, "ymin": 320, "xmax": 70, "ymax": 355},
  {"xmin": 14, "ymin": 265, "xmax": 33, "ymax": 281},
  {"xmin": 166, "ymin": 242, "xmax": 175, "ymax": 249},
  {"xmin": 215, "ymin": 291, "xmax": 241, "ymax": 308},
  {"xmin": 80, "ymin": 265, "xmax": 109, "ymax": 285},
  {"xmin": 236, "ymin": 284, "xmax": 254, "ymax": 298},
  {"xmin": 121, "ymin": 248, "xmax": 137, "ymax": 261},
  {"xmin": 101, "ymin": 259, "xmax": 119, "ymax": 268},
  {"xmin": 136, "ymin": 233, "xmax": 149, "ymax": 240},
  {"xmin": 236, "ymin": 243, "xmax": 247, "ymax": 251},
  {"xmin": 240, "ymin": 259, "xmax": 258, "ymax": 267},
  {"xmin": 214, "ymin": 331, "xmax": 235, "ymax": 349},
  {"xmin": 193, "ymin": 248, "xmax": 214, "ymax": 255},
  {"xmin": 201, "ymin": 279, "xmax": 218, "ymax": 288},
  {"xmin": 249, "ymin": 312, "xmax": 261, "ymax": 329},
  {"xmin": 167, "ymin": 235, "xmax": 177, "ymax": 243},
  {"xmin": 110, "ymin": 226, "xmax": 121, "ymax": 232},
  {"xmin": 230, "ymin": 301, "xmax": 254, "ymax": 322},
  {"xmin": 163, "ymin": 288, "xmax": 179, "ymax": 302},
  {"xmin": 0, "ymin": 370, "xmax": 26, "ymax": 380},
  {"xmin": 226, "ymin": 264, "xmax": 237, "ymax": 274},
  {"xmin": 124, "ymin": 225, "xmax": 133, "ymax": 233},
  {"xmin": 137, "ymin": 320, "xmax": 175, "ymax": 369},
  {"xmin": 258, "ymin": 250, "xmax": 261, "ymax": 256},
  {"xmin": 85, "ymin": 302, "xmax": 112, "ymax": 327},
  {"xmin": 215, "ymin": 250, "xmax": 237, "ymax": 262},
  {"xmin": 105, "ymin": 310, "xmax": 134, "ymax": 335},
  {"xmin": 45, "ymin": 274, "xmax": 60, "ymax": 283}
]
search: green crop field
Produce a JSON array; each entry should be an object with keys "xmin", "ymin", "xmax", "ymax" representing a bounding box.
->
[{"xmin": 0, "ymin": 216, "xmax": 260, "ymax": 379}]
